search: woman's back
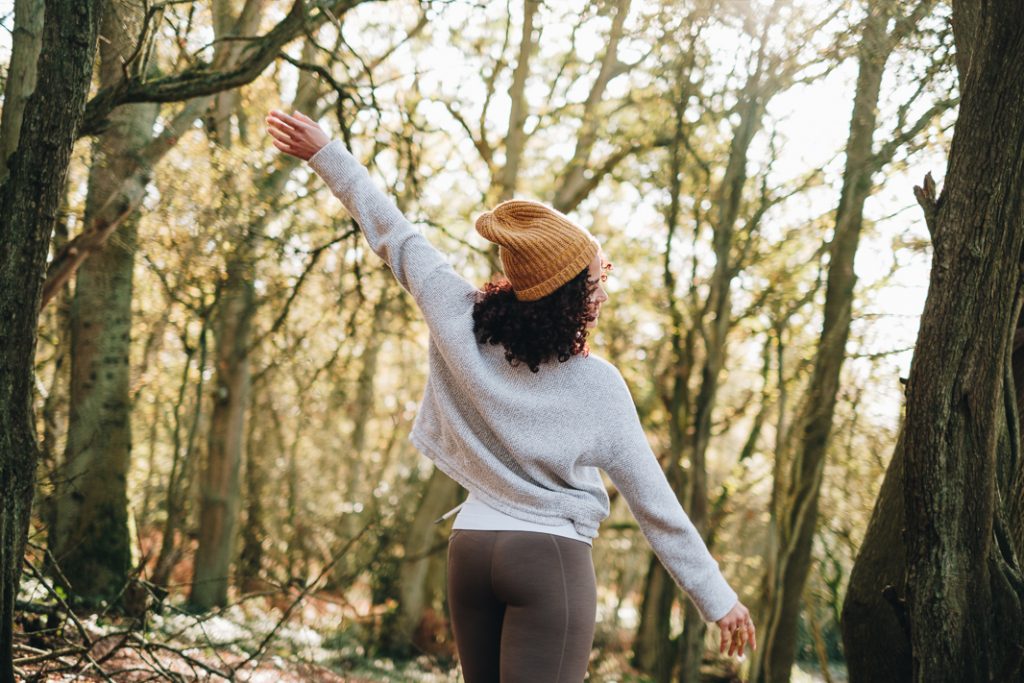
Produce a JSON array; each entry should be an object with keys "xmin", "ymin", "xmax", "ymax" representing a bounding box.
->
[{"xmin": 305, "ymin": 134, "xmax": 740, "ymax": 624}]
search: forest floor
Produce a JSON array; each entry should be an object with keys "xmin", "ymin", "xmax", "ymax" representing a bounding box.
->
[{"xmin": 14, "ymin": 571, "xmax": 846, "ymax": 682}]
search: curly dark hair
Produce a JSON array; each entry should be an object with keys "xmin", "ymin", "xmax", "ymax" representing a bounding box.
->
[{"xmin": 472, "ymin": 266, "xmax": 605, "ymax": 373}]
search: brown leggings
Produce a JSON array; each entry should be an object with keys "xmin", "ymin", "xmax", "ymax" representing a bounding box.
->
[{"xmin": 446, "ymin": 529, "xmax": 597, "ymax": 682}]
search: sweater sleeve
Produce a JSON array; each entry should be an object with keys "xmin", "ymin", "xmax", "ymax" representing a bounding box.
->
[
  {"xmin": 599, "ymin": 368, "xmax": 739, "ymax": 624},
  {"xmin": 306, "ymin": 140, "xmax": 478, "ymax": 321}
]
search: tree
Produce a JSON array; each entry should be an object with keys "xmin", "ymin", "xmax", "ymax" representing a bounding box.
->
[
  {"xmin": 47, "ymin": 0, "xmax": 160, "ymax": 608},
  {"xmin": 752, "ymin": 1, "xmax": 955, "ymax": 680},
  {"xmin": 0, "ymin": 1, "xmax": 105, "ymax": 678},
  {"xmin": 188, "ymin": 0, "xmax": 268, "ymax": 611},
  {"xmin": 629, "ymin": 3, "xmax": 832, "ymax": 678},
  {"xmin": 843, "ymin": 1, "xmax": 1024, "ymax": 680}
]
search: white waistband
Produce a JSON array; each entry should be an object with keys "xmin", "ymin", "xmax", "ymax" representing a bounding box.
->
[{"xmin": 447, "ymin": 492, "xmax": 592, "ymax": 545}]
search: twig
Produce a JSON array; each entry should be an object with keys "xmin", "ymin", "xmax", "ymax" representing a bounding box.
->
[
  {"xmin": 22, "ymin": 557, "xmax": 94, "ymax": 647},
  {"xmin": 233, "ymin": 517, "xmax": 377, "ymax": 673},
  {"xmin": 12, "ymin": 646, "xmax": 87, "ymax": 666}
]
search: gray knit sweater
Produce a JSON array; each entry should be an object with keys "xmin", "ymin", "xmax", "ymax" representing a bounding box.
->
[{"xmin": 308, "ymin": 139, "xmax": 739, "ymax": 623}]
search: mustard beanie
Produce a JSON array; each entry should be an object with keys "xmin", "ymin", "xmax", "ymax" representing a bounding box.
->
[{"xmin": 474, "ymin": 199, "xmax": 599, "ymax": 301}]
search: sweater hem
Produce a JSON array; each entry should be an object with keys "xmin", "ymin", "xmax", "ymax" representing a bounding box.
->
[{"xmin": 409, "ymin": 431, "xmax": 601, "ymax": 539}]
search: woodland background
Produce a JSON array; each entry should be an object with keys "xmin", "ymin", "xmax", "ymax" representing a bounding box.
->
[{"xmin": 2, "ymin": 0, "xmax": 1022, "ymax": 681}]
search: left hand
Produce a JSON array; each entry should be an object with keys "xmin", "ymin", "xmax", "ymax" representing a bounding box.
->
[
  {"xmin": 265, "ymin": 109, "xmax": 330, "ymax": 161},
  {"xmin": 716, "ymin": 600, "xmax": 756, "ymax": 657}
]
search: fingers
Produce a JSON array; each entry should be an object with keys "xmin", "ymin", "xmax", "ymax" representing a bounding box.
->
[
  {"xmin": 266, "ymin": 123, "xmax": 294, "ymax": 143},
  {"xmin": 268, "ymin": 109, "xmax": 301, "ymax": 127},
  {"xmin": 270, "ymin": 138, "xmax": 297, "ymax": 155},
  {"xmin": 728, "ymin": 624, "xmax": 743, "ymax": 656},
  {"xmin": 269, "ymin": 109, "xmax": 318, "ymax": 132},
  {"xmin": 718, "ymin": 618, "xmax": 756, "ymax": 657}
]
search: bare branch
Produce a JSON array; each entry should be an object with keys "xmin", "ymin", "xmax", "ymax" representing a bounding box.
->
[{"xmin": 79, "ymin": 0, "xmax": 369, "ymax": 137}]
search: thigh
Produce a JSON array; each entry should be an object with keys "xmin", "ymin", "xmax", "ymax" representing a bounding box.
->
[
  {"xmin": 492, "ymin": 532, "xmax": 597, "ymax": 683},
  {"xmin": 447, "ymin": 529, "xmax": 505, "ymax": 683}
]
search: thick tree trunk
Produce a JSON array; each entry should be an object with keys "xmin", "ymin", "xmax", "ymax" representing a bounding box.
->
[
  {"xmin": 900, "ymin": 2, "xmax": 1024, "ymax": 678},
  {"xmin": 0, "ymin": 0, "xmax": 104, "ymax": 679},
  {"xmin": 843, "ymin": 3, "xmax": 1024, "ymax": 680},
  {"xmin": 48, "ymin": 1, "xmax": 159, "ymax": 607},
  {"xmin": 237, "ymin": 393, "xmax": 272, "ymax": 592}
]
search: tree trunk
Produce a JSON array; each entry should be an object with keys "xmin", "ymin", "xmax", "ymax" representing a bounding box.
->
[
  {"xmin": 0, "ymin": 0, "xmax": 104, "ymax": 678},
  {"xmin": 237, "ymin": 390, "xmax": 273, "ymax": 592},
  {"xmin": 37, "ymin": 195, "xmax": 73, "ymax": 543},
  {"xmin": 900, "ymin": 2, "xmax": 1024, "ymax": 678},
  {"xmin": 0, "ymin": 0, "xmax": 43, "ymax": 185},
  {"xmin": 495, "ymin": 0, "xmax": 539, "ymax": 203},
  {"xmin": 840, "ymin": 426, "xmax": 911, "ymax": 682},
  {"xmin": 754, "ymin": 6, "xmax": 888, "ymax": 680},
  {"xmin": 190, "ymin": 250, "xmax": 255, "ymax": 608},
  {"xmin": 634, "ymin": 26, "xmax": 766, "ymax": 678},
  {"xmin": 388, "ymin": 467, "xmax": 462, "ymax": 655},
  {"xmin": 48, "ymin": 0, "xmax": 159, "ymax": 607},
  {"xmin": 335, "ymin": 281, "xmax": 392, "ymax": 585},
  {"xmin": 634, "ymin": 48, "xmax": 698, "ymax": 682},
  {"xmin": 754, "ymin": 2, "xmax": 945, "ymax": 679},
  {"xmin": 187, "ymin": 0, "xmax": 269, "ymax": 611},
  {"xmin": 678, "ymin": 87, "xmax": 763, "ymax": 683},
  {"xmin": 151, "ymin": 320, "xmax": 209, "ymax": 588},
  {"xmin": 843, "ymin": 3, "xmax": 1024, "ymax": 680}
]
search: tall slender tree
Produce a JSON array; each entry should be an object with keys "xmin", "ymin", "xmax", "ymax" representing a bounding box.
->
[
  {"xmin": 189, "ymin": 0, "xmax": 268, "ymax": 609},
  {"xmin": 752, "ymin": 1, "xmax": 954, "ymax": 680}
]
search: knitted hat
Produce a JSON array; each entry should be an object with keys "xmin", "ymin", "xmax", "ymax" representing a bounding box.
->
[{"xmin": 474, "ymin": 199, "xmax": 599, "ymax": 301}]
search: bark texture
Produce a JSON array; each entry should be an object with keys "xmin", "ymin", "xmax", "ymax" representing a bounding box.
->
[
  {"xmin": 843, "ymin": 2, "xmax": 1024, "ymax": 680},
  {"xmin": 0, "ymin": 0, "xmax": 104, "ymax": 679},
  {"xmin": 188, "ymin": 0, "xmax": 269, "ymax": 612},
  {"xmin": 900, "ymin": 2, "xmax": 1024, "ymax": 678},
  {"xmin": 0, "ymin": 0, "xmax": 43, "ymax": 186}
]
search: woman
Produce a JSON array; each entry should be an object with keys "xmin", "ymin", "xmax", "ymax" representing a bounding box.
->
[{"xmin": 266, "ymin": 109, "xmax": 755, "ymax": 681}]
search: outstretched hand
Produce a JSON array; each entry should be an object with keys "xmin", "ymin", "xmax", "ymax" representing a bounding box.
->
[
  {"xmin": 265, "ymin": 109, "xmax": 330, "ymax": 161},
  {"xmin": 716, "ymin": 600, "xmax": 756, "ymax": 657}
]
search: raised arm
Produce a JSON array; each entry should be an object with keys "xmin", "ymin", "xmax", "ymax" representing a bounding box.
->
[
  {"xmin": 266, "ymin": 110, "xmax": 477, "ymax": 322},
  {"xmin": 598, "ymin": 368, "xmax": 739, "ymax": 624}
]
